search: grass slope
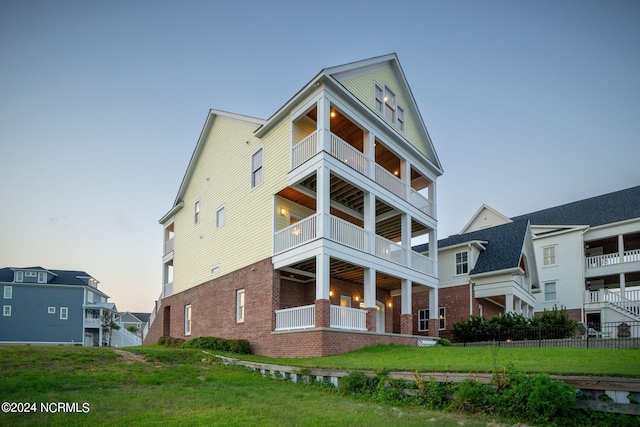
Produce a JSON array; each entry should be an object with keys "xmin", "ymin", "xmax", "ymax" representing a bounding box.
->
[
  {"xmin": 0, "ymin": 346, "xmax": 496, "ymax": 427},
  {"xmin": 233, "ymin": 344, "xmax": 640, "ymax": 377}
]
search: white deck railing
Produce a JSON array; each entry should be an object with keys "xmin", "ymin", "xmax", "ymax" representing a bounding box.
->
[
  {"xmin": 330, "ymin": 133, "xmax": 368, "ymax": 176},
  {"xmin": 330, "ymin": 305, "xmax": 366, "ymax": 330},
  {"xmin": 274, "ymin": 214, "xmax": 319, "ymax": 253},
  {"xmin": 164, "ymin": 237, "xmax": 174, "ymax": 255},
  {"xmin": 274, "ymin": 214, "xmax": 436, "ymax": 277},
  {"xmin": 292, "ymin": 131, "xmax": 319, "ymax": 169},
  {"xmin": 624, "ymin": 249, "xmax": 640, "ymax": 263},
  {"xmin": 330, "ymin": 215, "xmax": 369, "ymax": 252},
  {"xmin": 586, "ymin": 253, "xmax": 620, "ymax": 268},
  {"xmin": 275, "ymin": 305, "xmax": 315, "ymax": 330},
  {"xmin": 586, "ymin": 289, "xmax": 640, "ymax": 318},
  {"xmin": 291, "ymin": 131, "xmax": 436, "ymax": 219}
]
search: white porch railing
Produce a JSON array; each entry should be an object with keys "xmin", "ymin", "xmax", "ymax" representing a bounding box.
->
[
  {"xmin": 163, "ymin": 281, "xmax": 173, "ymax": 298},
  {"xmin": 586, "ymin": 253, "xmax": 620, "ymax": 268},
  {"xmin": 164, "ymin": 237, "xmax": 174, "ymax": 255},
  {"xmin": 274, "ymin": 214, "xmax": 436, "ymax": 277},
  {"xmin": 291, "ymin": 131, "xmax": 436, "ymax": 219},
  {"xmin": 375, "ymin": 234, "xmax": 406, "ymax": 265},
  {"xmin": 330, "ymin": 215, "xmax": 369, "ymax": 252},
  {"xmin": 274, "ymin": 214, "xmax": 319, "ymax": 253},
  {"xmin": 586, "ymin": 289, "xmax": 640, "ymax": 319},
  {"xmin": 624, "ymin": 249, "xmax": 640, "ymax": 263},
  {"xmin": 374, "ymin": 163, "xmax": 405, "ymax": 199},
  {"xmin": 330, "ymin": 305, "xmax": 367, "ymax": 330},
  {"xmin": 110, "ymin": 327, "xmax": 142, "ymax": 347},
  {"xmin": 292, "ymin": 131, "xmax": 319, "ymax": 169},
  {"xmin": 330, "ymin": 133, "xmax": 368, "ymax": 176},
  {"xmin": 84, "ymin": 317, "xmax": 100, "ymax": 327},
  {"xmin": 275, "ymin": 304, "xmax": 315, "ymax": 330}
]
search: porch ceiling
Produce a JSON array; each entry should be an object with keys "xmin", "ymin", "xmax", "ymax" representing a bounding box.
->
[
  {"xmin": 282, "ymin": 258, "xmax": 402, "ymax": 291},
  {"xmin": 587, "ymin": 271, "xmax": 640, "ymax": 289}
]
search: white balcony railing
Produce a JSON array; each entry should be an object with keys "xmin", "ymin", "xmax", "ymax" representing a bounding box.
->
[
  {"xmin": 292, "ymin": 131, "xmax": 319, "ymax": 170},
  {"xmin": 275, "ymin": 304, "xmax": 315, "ymax": 330},
  {"xmin": 291, "ymin": 131, "xmax": 436, "ymax": 219},
  {"xmin": 624, "ymin": 249, "xmax": 640, "ymax": 263},
  {"xmin": 274, "ymin": 214, "xmax": 436, "ymax": 277},
  {"xmin": 330, "ymin": 305, "xmax": 366, "ymax": 330},
  {"xmin": 586, "ymin": 253, "xmax": 620, "ymax": 268},
  {"xmin": 330, "ymin": 133, "xmax": 368, "ymax": 176},
  {"xmin": 164, "ymin": 237, "xmax": 174, "ymax": 255},
  {"xmin": 330, "ymin": 215, "xmax": 369, "ymax": 252},
  {"xmin": 274, "ymin": 214, "xmax": 319, "ymax": 253},
  {"xmin": 84, "ymin": 317, "xmax": 100, "ymax": 327}
]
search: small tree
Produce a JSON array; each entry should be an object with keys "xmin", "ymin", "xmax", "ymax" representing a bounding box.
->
[{"xmin": 101, "ymin": 311, "xmax": 121, "ymax": 346}]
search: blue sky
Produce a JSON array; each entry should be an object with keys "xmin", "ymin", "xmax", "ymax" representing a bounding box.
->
[{"xmin": 1, "ymin": 0, "xmax": 638, "ymax": 312}]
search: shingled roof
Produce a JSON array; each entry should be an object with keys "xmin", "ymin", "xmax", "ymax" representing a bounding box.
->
[
  {"xmin": 413, "ymin": 219, "xmax": 530, "ymax": 275},
  {"xmin": 511, "ymin": 185, "xmax": 640, "ymax": 227},
  {"xmin": 0, "ymin": 267, "xmax": 97, "ymax": 287}
]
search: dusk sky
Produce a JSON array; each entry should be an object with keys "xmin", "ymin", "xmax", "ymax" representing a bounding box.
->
[{"xmin": 1, "ymin": 1, "xmax": 638, "ymax": 312}]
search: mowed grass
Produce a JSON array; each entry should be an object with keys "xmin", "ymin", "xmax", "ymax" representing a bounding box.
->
[
  {"xmin": 227, "ymin": 344, "xmax": 640, "ymax": 377},
  {"xmin": 0, "ymin": 345, "xmax": 496, "ymax": 427}
]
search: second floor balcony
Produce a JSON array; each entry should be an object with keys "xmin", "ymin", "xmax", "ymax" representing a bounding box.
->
[
  {"xmin": 585, "ymin": 232, "xmax": 640, "ymax": 275},
  {"xmin": 273, "ymin": 212, "xmax": 436, "ymax": 278}
]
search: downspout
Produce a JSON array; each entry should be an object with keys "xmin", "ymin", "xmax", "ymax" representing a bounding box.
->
[{"xmin": 469, "ymin": 278, "xmax": 474, "ymax": 316}]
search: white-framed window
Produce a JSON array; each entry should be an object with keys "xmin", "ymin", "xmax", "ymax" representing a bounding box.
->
[
  {"xmin": 455, "ymin": 251, "xmax": 469, "ymax": 275},
  {"xmin": 25, "ymin": 271, "xmax": 37, "ymax": 277},
  {"xmin": 15, "ymin": 271, "xmax": 23, "ymax": 282},
  {"xmin": 543, "ymin": 246, "xmax": 556, "ymax": 266},
  {"xmin": 4, "ymin": 286, "xmax": 12, "ymax": 299},
  {"xmin": 544, "ymin": 282, "xmax": 557, "ymax": 301},
  {"xmin": 375, "ymin": 84, "xmax": 384, "ymax": 113},
  {"xmin": 48, "ymin": 307, "xmax": 56, "ymax": 314},
  {"xmin": 418, "ymin": 309, "xmax": 429, "ymax": 331},
  {"xmin": 194, "ymin": 200, "xmax": 201, "ymax": 224},
  {"xmin": 3, "ymin": 305, "xmax": 11, "ymax": 316},
  {"xmin": 418, "ymin": 307, "xmax": 446, "ymax": 331},
  {"xmin": 397, "ymin": 106, "xmax": 405, "ymax": 132},
  {"xmin": 384, "ymin": 86, "xmax": 396, "ymax": 123},
  {"xmin": 236, "ymin": 289, "xmax": 245, "ymax": 323},
  {"xmin": 87, "ymin": 292, "xmax": 94, "ymax": 303},
  {"xmin": 37, "ymin": 272, "xmax": 46, "ymax": 283},
  {"xmin": 216, "ymin": 205, "xmax": 225, "ymax": 228},
  {"xmin": 339, "ymin": 296, "xmax": 351, "ymax": 307},
  {"xmin": 60, "ymin": 307, "xmax": 68, "ymax": 320},
  {"xmin": 251, "ymin": 147, "xmax": 263, "ymax": 189},
  {"xmin": 184, "ymin": 304, "xmax": 192, "ymax": 335}
]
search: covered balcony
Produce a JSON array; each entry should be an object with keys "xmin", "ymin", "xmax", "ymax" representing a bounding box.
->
[
  {"xmin": 291, "ymin": 105, "xmax": 436, "ymax": 220},
  {"xmin": 585, "ymin": 232, "xmax": 640, "ymax": 272}
]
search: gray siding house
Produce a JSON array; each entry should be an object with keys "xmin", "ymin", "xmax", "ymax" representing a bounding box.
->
[{"xmin": 0, "ymin": 266, "xmax": 140, "ymax": 346}]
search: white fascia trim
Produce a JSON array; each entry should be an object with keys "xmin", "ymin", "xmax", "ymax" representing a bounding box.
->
[
  {"xmin": 588, "ymin": 217, "xmax": 640, "ymax": 231},
  {"xmin": 531, "ymin": 225, "xmax": 588, "ymax": 240},
  {"xmin": 159, "ymin": 202, "xmax": 184, "ymax": 224},
  {"xmin": 439, "ymin": 241, "xmax": 488, "ymax": 253},
  {"xmin": 470, "ymin": 267, "xmax": 521, "ymax": 280}
]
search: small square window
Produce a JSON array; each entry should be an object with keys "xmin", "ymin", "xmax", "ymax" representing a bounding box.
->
[
  {"xmin": 60, "ymin": 307, "xmax": 68, "ymax": 320},
  {"xmin": 3, "ymin": 305, "xmax": 11, "ymax": 316},
  {"xmin": 4, "ymin": 286, "xmax": 12, "ymax": 299},
  {"xmin": 48, "ymin": 307, "xmax": 56, "ymax": 314}
]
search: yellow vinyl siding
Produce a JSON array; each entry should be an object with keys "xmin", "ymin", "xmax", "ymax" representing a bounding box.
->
[
  {"xmin": 173, "ymin": 116, "xmax": 291, "ymax": 294},
  {"xmin": 339, "ymin": 68, "xmax": 431, "ymax": 161},
  {"xmin": 274, "ymin": 195, "xmax": 316, "ymax": 232}
]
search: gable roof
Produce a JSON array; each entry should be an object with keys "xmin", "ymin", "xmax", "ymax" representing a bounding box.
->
[
  {"xmin": 128, "ymin": 312, "xmax": 150, "ymax": 323},
  {"xmin": 511, "ymin": 185, "xmax": 640, "ymax": 227},
  {"xmin": 414, "ymin": 219, "xmax": 530, "ymax": 275},
  {"xmin": 0, "ymin": 267, "xmax": 100, "ymax": 287},
  {"xmin": 459, "ymin": 204, "xmax": 513, "ymax": 234}
]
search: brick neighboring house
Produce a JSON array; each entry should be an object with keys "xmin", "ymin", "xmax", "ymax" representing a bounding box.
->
[{"xmin": 143, "ymin": 54, "xmax": 444, "ymax": 357}]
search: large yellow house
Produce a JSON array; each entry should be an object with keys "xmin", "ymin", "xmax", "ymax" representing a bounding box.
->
[{"xmin": 143, "ymin": 54, "xmax": 443, "ymax": 357}]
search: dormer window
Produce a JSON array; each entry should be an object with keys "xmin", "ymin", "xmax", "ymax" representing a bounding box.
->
[
  {"xmin": 38, "ymin": 272, "xmax": 46, "ymax": 283},
  {"xmin": 15, "ymin": 271, "xmax": 23, "ymax": 282},
  {"xmin": 455, "ymin": 251, "xmax": 469, "ymax": 275}
]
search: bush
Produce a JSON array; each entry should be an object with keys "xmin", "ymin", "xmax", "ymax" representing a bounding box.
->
[
  {"xmin": 179, "ymin": 336, "xmax": 252, "ymax": 354},
  {"xmin": 338, "ymin": 371, "xmax": 371, "ymax": 395},
  {"xmin": 450, "ymin": 379, "xmax": 497, "ymax": 413},
  {"xmin": 435, "ymin": 338, "xmax": 451, "ymax": 346},
  {"xmin": 157, "ymin": 336, "xmax": 185, "ymax": 348}
]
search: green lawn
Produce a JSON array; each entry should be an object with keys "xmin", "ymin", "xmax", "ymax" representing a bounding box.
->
[
  {"xmin": 226, "ymin": 344, "xmax": 640, "ymax": 377},
  {"xmin": 0, "ymin": 345, "xmax": 501, "ymax": 427}
]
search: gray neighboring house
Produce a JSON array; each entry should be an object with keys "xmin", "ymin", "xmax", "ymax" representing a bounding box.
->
[
  {"xmin": 120, "ymin": 312, "xmax": 150, "ymax": 337},
  {"xmin": 0, "ymin": 266, "xmax": 141, "ymax": 346}
]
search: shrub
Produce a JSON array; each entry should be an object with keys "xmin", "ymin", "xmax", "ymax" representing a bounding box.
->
[
  {"xmin": 338, "ymin": 371, "xmax": 370, "ymax": 395},
  {"xmin": 157, "ymin": 336, "xmax": 185, "ymax": 348},
  {"xmin": 435, "ymin": 338, "xmax": 451, "ymax": 346},
  {"xmin": 180, "ymin": 336, "xmax": 252, "ymax": 354},
  {"xmin": 450, "ymin": 379, "xmax": 497, "ymax": 413}
]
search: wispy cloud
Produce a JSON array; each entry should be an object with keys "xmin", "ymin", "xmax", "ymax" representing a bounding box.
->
[
  {"xmin": 47, "ymin": 215, "xmax": 69, "ymax": 229},
  {"xmin": 112, "ymin": 212, "xmax": 134, "ymax": 234}
]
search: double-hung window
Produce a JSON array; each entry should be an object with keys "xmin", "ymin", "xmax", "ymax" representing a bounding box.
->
[
  {"xmin": 455, "ymin": 251, "xmax": 469, "ymax": 275},
  {"xmin": 236, "ymin": 289, "xmax": 245, "ymax": 323},
  {"xmin": 418, "ymin": 307, "xmax": 446, "ymax": 331},
  {"xmin": 251, "ymin": 148, "xmax": 263, "ymax": 189},
  {"xmin": 544, "ymin": 282, "xmax": 557, "ymax": 301},
  {"xmin": 60, "ymin": 307, "xmax": 68, "ymax": 320},
  {"xmin": 216, "ymin": 205, "xmax": 225, "ymax": 228},
  {"xmin": 184, "ymin": 304, "xmax": 192, "ymax": 335},
  {"xmin": 543, "ymin": 246, "xmax": 556, "ymax": 266},
  {"xmin": 3, "ymin": 306, "xmax": 11, "ymax": 316},
  {"xmin": 384, "ymin": 86, "xmax": 396, "ymax": 123},
  {"xmin": 194, "ymin": 201, "xmax": 201, "ymax": 224},
  {"xmin": 15, "ymin": 271, "xmax": 23, "ymax": 282},
  {"xmin": 38, "ymin": 272, "xmax": 46, "ymax": 283},
  {"xmin": 3, "ymin": 286, "xmax": 12, "ymax": 299}
]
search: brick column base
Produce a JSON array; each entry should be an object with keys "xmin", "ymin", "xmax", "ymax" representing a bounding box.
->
[
  {"xmin": 400, "ymin": 314, "xmax": 413, "ymax": 335},
  {"xmin": 315, "ymin": 299, "xmax": 331, "ymax": 328},
  {"xmin": 366, "ymin": 308, "xmax": 377, "ymax": 332},
  {"xmin": 428, "ymin": 319, "xmax": 440, "ymax": 337}
]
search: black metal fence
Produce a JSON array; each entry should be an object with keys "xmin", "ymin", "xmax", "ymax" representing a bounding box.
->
[{"xmin": 442, "ymin": 321, "xmax": 640, "ymax": 349}]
